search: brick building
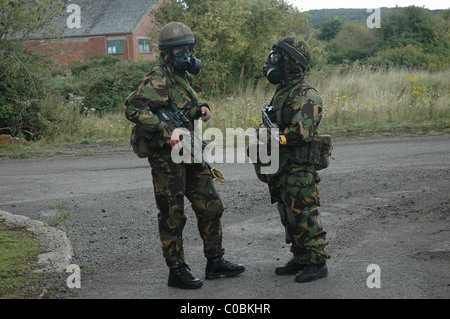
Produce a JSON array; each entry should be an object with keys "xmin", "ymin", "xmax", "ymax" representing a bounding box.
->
[{"xmin": 26, "ymin": 0, "xmax": 162, "ymax": 65}]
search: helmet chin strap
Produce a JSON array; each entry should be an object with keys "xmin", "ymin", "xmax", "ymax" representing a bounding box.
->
[{"xmin": 279, "ymin": 57, "xmax": 305, "ymax": 85}]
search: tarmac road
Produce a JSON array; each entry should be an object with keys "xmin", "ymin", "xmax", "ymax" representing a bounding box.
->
[{"xmin": 1, "ymin": 135, "xmax": 449, "ymax": 299}]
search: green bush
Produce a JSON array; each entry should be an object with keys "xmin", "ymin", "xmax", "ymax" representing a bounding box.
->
[
  {"xmin": 325, "ymin": 21, "xmax": 380, "ymax": 64},
  {"xmin": 1, "ymin": 53, "xmax": 154, "ymax": 140},
  {"xmin": 367, "ymin": 44, "xmax": 448, "ymax": 69},
  {"xmin": 68, "ymin": 56, "xmax": 154, "ymax": 113},
  {"xmin": 0, "ymin": 51, "xmax": 51, "ymax": 139}
]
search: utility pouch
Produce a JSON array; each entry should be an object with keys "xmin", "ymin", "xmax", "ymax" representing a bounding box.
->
[
  {"xmin": 314, "ymin": 134, "xmax": 332, "ymax": 170},
  {"xmin": 292, "ymin": 134, "xmax": 332, "ymax": 170},
  {"xmin": 293, "ymin": 144, "xmax": 308, "ymax": 164},
  {"xmin": 308, "ymin": 135, "xmax": 322, "ymax": 165},
  {"xmin": 130, "ymin": 124, "xmax": 152, "ymax": 158}
]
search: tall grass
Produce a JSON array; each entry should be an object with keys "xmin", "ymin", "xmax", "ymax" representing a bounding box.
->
[
  {"xmin": 310, "ymin": 67, "xmax": 450, "ymax": 134},
  {"xmin": 205, "ymin": 67, "xmax": 450, "ymax": 136},
  {"xmin": 205, "ymin": 78, "xmax": 273, "ymax": 132},
  {"xmin": 16, "ymin": 100, "xmax": 129, "ymax": 147},
  {"xmin": 6, "ymin": 67, "xmax": 449, "ymax": 152},
  {"xmin": 54, "ymin": 67, "xmax": 450, "ymax": 143}
]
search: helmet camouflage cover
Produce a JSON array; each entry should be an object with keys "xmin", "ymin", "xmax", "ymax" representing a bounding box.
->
[
  {"xmin": 273, "ymin": 37, "xmax": 311, "ymax": 72},
  {"xmin": 158, "ymin": 22, "xmax": 195, "ymax": 51}
]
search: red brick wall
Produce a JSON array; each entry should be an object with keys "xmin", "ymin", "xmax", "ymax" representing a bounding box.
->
[
  {"xmin": 26, "ymin": 36, "xmax": 107, "ymax": 66},
  {"xmin": 131, "ymin": 5, "xmax": 160, "ymax": 62},
  {"xmin": 25, "ymin": 5, "xmax": 161, "ymax": 66}
]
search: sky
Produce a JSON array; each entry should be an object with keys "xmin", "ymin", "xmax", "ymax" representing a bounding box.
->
[{"xmin": 291, "ymin": 0, "xmax": 450, "ymax": 11}]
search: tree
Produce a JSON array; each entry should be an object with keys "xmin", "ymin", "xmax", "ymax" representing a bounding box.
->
[
  {"xmin": 0, "ymin": 0, "xmax": 65, "ymax": 78},
  {"xmin": 0, "ymin": 0, "xmax": 65, "ymax": 49},
  {"xmin": 318, "ymin": 16, "xmax": 344, "ymax": 41},
  {"xmin": 369, "ymin": 6, "xmax": 449, "ymax": 68},
  {"xmin": 326, "ymin": 21, "xmax": 380, "ymax": 63},
  {"xmin": 379, "ymin": 6, "xmax": 437, "ymax": 50},
  {"xmin": 0, "ymin": 0, "xmax": 65, "ymax": 138},
  {"xmin": 150, "ymin": 0, "xmax": 313, "ymax": 94}
]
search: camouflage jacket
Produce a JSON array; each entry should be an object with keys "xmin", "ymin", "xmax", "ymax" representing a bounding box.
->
[
  {"xmin": 125, "ymin": 57, "xmax": 206, "ymax": 142},
  {"xmin": 271, "ymin": 77, "xmax": 324, "ymax": 173}
]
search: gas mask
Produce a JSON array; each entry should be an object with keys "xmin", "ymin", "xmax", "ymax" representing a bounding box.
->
[
  {"xmin": 171, "ymin": 45, "xmax": 202, "ymax": 75},
  {"xmin": 263, "ymin": 50, "xmax": 286, "ymax": 84}
]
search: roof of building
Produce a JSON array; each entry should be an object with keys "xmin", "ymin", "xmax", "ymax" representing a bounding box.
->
[{"xmin": 51, "ymin": 0, "xmax": 159, "ymax": 38}]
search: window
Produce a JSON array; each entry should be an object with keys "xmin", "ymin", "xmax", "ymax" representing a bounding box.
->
[
  {"xmin": 107, "ymin": 40, "xmax": 124, "ymax": 54},
  {"xmin": 138, "ymin": 39, "xmax": 151, "ymax": 53}
]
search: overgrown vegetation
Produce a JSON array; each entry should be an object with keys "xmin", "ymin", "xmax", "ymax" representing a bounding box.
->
[
  {"xmin": 207, "ymin": 66, "xmax": 450, "ymax": 136},
  {"xmin": 0, "ymin": 0, "xmax": 449, "ymax": 148},
  {"xmin": 0, "ymin": 53, "xmax": 152, "ymax": 141},
  {"xmin": 308, "ymin": 7, "xmax": 443, "ymax": 27}
]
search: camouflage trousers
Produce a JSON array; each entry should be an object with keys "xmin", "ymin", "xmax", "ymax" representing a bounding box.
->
[
  {"xmin": 268, "ymin": 166, "xmax": 328, "ymax": 265},
  {"xmin": 149, "ymin": 153, "xmax": 224, "ymax": 268}
]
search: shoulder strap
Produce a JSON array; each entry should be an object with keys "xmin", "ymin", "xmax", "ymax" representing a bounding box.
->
[{"xmin": 299, "ymin": 80, "xmax": 317, "ymax": 93}]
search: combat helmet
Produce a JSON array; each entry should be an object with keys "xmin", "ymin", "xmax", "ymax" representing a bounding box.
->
[
  {"xmin": 273, "ymin": 37, "xmax": 311, "ymax": 72},
  {"xmin": 158, "ymin": 22, "xmax": 195, "ymax": 51}
]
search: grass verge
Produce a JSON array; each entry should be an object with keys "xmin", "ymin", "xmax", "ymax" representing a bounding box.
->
[
  {"xmin": 0, "ymin": 221, "xmax": 43, "ymax": 298},
  {"xmin": 0, "ymin": 220, "xmax": 76, "ymax": 299}
]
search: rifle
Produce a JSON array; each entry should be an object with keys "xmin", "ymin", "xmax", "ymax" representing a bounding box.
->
[
  {"xmin": 261, "ymin": 105, "xmax": 286, "ymax": 145},
  {"xmin": 145, "ymin": 108, "xmax": 225, "ymax": 183}
]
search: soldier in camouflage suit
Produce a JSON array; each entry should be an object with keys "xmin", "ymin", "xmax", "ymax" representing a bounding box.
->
[
  {"xmin": 125, "ymin": 22, "xmax": 244, "ymax": 289},
  {"xmin": 258, "ymin": 37, "xmax": 328, "ymax": 282}
]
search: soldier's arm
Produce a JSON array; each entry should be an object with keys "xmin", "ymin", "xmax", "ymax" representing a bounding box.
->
[
  {"xmin": 125, "ymin": 74, "xmax": 172, "ymax": 140},
  {"xmin": 283, "ymin": 94, "xmax": 323, "ymax": 144},
  {"xmin": 184, "ymin": 73, "xmax": 210, "ymax": 121}
]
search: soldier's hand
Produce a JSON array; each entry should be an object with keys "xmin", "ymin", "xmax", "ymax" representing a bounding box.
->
[
  {"xmin": 201, "ymin": 106, "xmax": 211, "ymax": 122},
  {"xmin": 166, "ymin": 128, "xmax": 190, "ymax": 149}
]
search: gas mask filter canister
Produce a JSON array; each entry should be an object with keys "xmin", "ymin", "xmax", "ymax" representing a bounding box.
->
[{"xmin": 172, "ymin": 45, "xmax": 202, "ymax": 75}]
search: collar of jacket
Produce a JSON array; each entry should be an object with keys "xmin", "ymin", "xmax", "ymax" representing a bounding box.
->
[
  {"xmin": 157, "ymin": 57, "xmax": 200, "ymax": 109},
  {"xmin": 279, "ymin": 73, "xmax": 304, "ymax": 88},
  {"xmin": 274, "ymin": 77, "xmax": 302, "ymax": 102},
  {"xmin": 272, "ymin": 77, "xmax": 305, "ymax": 125}
]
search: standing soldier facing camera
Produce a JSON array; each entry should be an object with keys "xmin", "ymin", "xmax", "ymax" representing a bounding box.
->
[
  {"xmin": 255, "ymin": 37, "xmax": 331, "ymax": 282},
  {"xmin": 125, "ymin": 22, "xmax": 244, "ymax": 289}
]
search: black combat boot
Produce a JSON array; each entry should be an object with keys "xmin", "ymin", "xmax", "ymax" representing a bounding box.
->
[
  {"xmin": 205, "ymin": 256, "xmax": 245, "ymax": 280},
  {"xmin": 295, "ymin": 263, "xmax": 328, "ymax": 283},
  {"xmin": 168, "ymin": 263, "xmax": 203, "ymax": 289},
  {"xmin": 275, "ymin": 259, "xmax": 307, "ymax": 275}
]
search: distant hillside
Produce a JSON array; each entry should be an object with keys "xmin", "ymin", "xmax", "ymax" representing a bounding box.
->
[{"xmin": 306, "ymin": 7, "xmax": 444, "ymax": 27}]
